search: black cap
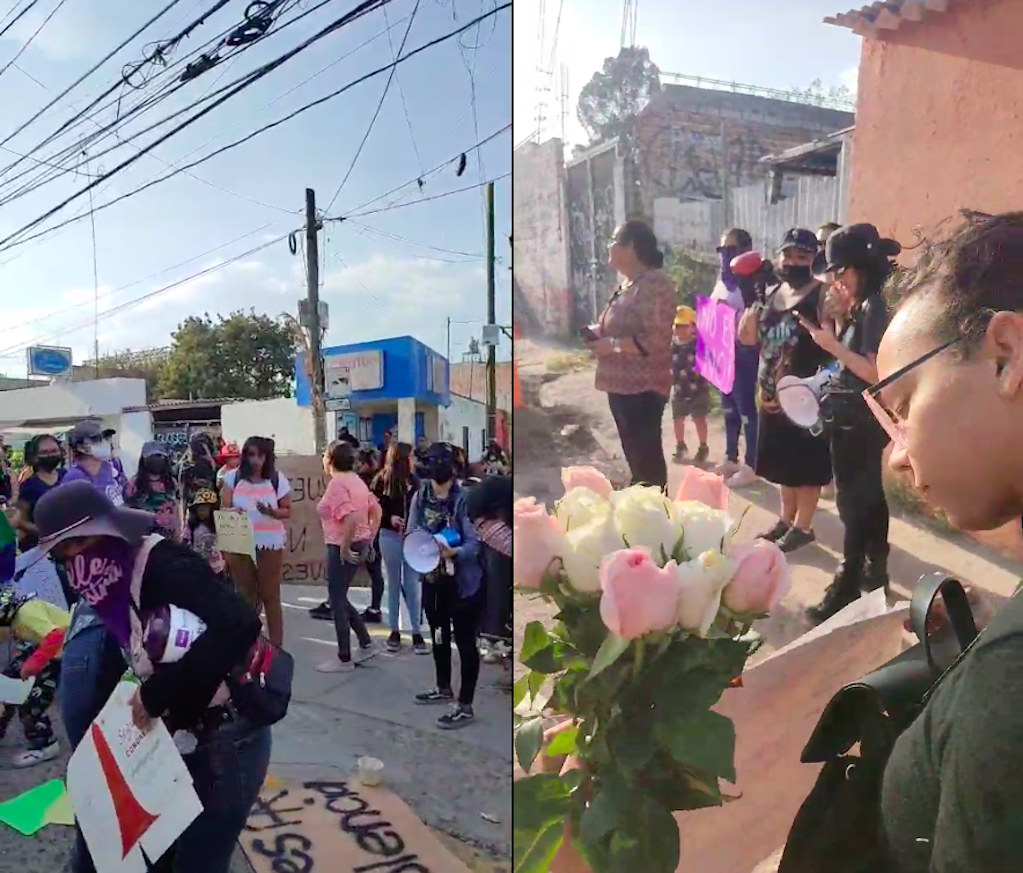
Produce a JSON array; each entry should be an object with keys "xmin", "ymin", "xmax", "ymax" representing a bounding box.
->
[
  {"xmin": 778, "ymin": 228, "xmax": 820, "ymax": 255},
  {"xmin": 68, "ymin": 420, "xmax": 105, "ymax": 448},
  {"xmin": 812, "ymin": 223, "xmax": 901, "ymax": 278}
]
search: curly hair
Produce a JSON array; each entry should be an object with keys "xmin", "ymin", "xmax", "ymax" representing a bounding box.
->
[{"xmin": 885, "ymin": 210, "xmax": 1023, "ymax": 357}]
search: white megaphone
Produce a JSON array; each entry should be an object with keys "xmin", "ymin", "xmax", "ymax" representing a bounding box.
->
[{"xmin": 777, "ymin": 363, "xmax": 841, "ymax": 432}]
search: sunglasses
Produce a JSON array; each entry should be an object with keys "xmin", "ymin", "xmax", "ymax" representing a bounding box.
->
[{"xmin": 862, "ymin": 337, "xmax": 961, "ymax": 451}]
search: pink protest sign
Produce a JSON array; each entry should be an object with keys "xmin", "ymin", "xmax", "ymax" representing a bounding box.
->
[{"xmin": 694, "ymin": 296, "xmax": 737, "ymax": 394}]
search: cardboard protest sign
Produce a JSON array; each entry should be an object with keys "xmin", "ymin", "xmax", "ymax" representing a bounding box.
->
[
  {"xmin": 66, "ymin": 681, "xmax": 202, "ymax": 873},
  {"xmin": 694, "ymin": 296, "xmax": 737, "ymax": 394},
  {"xmin": 276, "ymin": 457, "xmax": 330, "ymax": 585},
  {"xmin": 14, "ymin": 550, "xmax": 68, "ymax": 611},
  {"xmin": 214, "ymin": 510, "xmax": 257, "ymax": 561},
  {"xmin": 241, "ymin": 778, "xmax": 473, "ymax": 873}
]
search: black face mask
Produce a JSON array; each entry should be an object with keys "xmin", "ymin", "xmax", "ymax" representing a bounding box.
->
[
  {"xmin": 35, "ymin": 456, "xmax": 61, "ymax": 472},
  {"xmin": 779, "ymin": 265, "xmax": 812, "ymax": 287},
  {"xmin": 431, "ymin": 461, "xmax": 455, "ymax": 485}
]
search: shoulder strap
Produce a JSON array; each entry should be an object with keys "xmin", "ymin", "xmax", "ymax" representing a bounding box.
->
[
  {"xmin": 127, "ymin": 534, "xmax": 164, "ymax": 680},
  {"xmin": 130, "ymin": 534, "xmax": 165, "ymax": 612}
]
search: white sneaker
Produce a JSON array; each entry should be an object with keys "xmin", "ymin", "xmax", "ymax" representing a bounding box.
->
[
  {"xmin": 12, "ymin": 741, "xmax": 60, "ymax": 768},
  {"xmin": 716, "ymin": 460, "xmax": 741, "ymax": 480},
  {"xmin": 727, "ymin": 465, "xmax": 758, "ymax": 488},
  {"xmin": 316, "ymin": 658, "xmax": 355, "ymax": 674}
]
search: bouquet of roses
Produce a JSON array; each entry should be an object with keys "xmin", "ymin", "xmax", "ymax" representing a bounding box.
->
[{"xmin": 512, "ymin": 466, "xmax": 791, "ymax": 873}]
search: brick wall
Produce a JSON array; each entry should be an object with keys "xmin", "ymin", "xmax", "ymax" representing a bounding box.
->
[
  {"xmin": 634, "ymin": 85, "xmax": 854, "ymax": 225},
  {"xmin": 512, "ymin": 139, "xmax": 572, "ymax": 335}
]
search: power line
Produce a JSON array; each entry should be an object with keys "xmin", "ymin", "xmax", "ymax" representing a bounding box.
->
[
  {"xmin": 382, "ymin": 2, "xmax": 424, "ymax": 177},
  {"xmin": 0, "ymin": 0, "xmax": 72, "ymax": 86},
  {"xmin": 0, "ymin": 3, "xmax": 510, "ymax": 252},
  {"xmin": 340, "ymin": 172, "xmax": 508, "ymax": 219},
  {"xmin": 347, "ymin": 218, "xmax": 483, "ymax": 259},
  {"xmin": 323, "ymin": 0, "xmax": 420, "ymax": 213},
  {"xmin": 0, "ymin": 0, "xmax": 398, "ymax": 249},
  {"xmin": 0, "ymin": 230, "xmax": 296, "ymax": 359},
  {"xmin": 0, "ymin": 0, "xmax": 45, "ymax": 42}
]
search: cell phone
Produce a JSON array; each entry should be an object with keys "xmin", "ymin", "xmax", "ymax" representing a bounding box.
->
[{"xmin": 579, "ymin": 325, "xmax": 599, "ymax": 342}]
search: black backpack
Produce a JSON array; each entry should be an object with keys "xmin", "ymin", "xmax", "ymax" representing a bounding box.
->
[{"xmin": 778, "ymin": 573, "xmax": 980, "ymax": 873}]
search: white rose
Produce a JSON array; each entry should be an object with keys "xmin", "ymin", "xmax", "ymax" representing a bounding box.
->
[
  {"xmin": 561, "ymin": 515, "xmax": 625, "ymax": 593},
  {"xmin": 611, "ymin": 485, "xmax": 681, "ymax": 564},
  {"xmin": 673, "ymin": 501, "xmax": 736, "ymax": 561},
  {"xmin": 674, "ymin": 551, "xmax": 737, "ymax": 637},
  {"xmin": 555, "ymin": 487, "xmax": 612, "ymax": 531}
]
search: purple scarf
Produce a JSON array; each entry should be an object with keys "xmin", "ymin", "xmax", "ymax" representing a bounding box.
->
[
  {"xmin": 66, "ymin": 538, "xmax": 138, "ymax": 648},
  {"xmin": 719, "ymin": 248, "xmax": 740, "ymax": 293}
]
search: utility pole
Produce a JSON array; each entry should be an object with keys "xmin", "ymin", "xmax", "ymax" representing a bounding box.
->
[
  {"xmin": 485, "ymin": 182, "xmax": 497, "ymax": 445},
  {"xmin": 446, "ymin": 317, "xmax": 452, "ymax": 364},
  {"xmin": 305, "ymin": 188, "xmax": 326, "ymax": 455}
]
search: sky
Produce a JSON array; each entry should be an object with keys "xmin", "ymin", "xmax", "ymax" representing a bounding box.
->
[
  {"xmin": 514, "ymin": 0, "xmax": 863, "ymax": 148},
  {"xmin": 0, "ymin": 0, "xmax": 512, "ymax": 378}
]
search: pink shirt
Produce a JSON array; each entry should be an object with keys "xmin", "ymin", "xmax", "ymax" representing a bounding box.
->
[{"xmin": 317, "ymin": 472, "xmax": 378, "ymax": 546}]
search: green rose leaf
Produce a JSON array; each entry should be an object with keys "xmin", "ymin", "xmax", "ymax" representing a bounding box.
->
[
  {"xmin": 607, "ymin": 798, "xmax": 680, "ymax": 873},
  {"xmin": 545, "ymin": 724, "xmax": 580, "ymax": 758},
  {"xmin": 521, "ymin": 622, "xmax": 552, "ymax": 663},
  {"xmin": 528, "ymin": 670, "xmax": 546, "ymax": 703},
  {"xmin": 513, "ymin": 773, "xmax": 574, "ymax": 832},
  {"xmin": 515, "ymin": 716, "xmax": 544, "ymax": 772},
  {"xmin": 513, "ymin": 675, "xmax": 530, "ymax": 710},
  {"xmin": 657, "ymin": 710, "xmax": 737, "ymax": 784},
  {"xmin": 589, "ymin": 633, "xmax": 630, "ymax": 679},
  {"xmin": 521, "ymin": 621, "xmax": 574, "ymax": 673},
  {"xmin": 513, "ymin": 821, "xmax": 564, "ymax": 873}
]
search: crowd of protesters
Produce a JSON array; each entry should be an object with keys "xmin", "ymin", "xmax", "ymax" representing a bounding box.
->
[{"xmin": 585, "ymin": 217, "xmax": 899, "ymax": 625}]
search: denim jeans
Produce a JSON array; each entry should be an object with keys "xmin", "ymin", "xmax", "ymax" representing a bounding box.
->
[
  {"xmin": 61, "ymin": 624, "xmax": 128, "ymax": 873},
  {"xmin": 721, "ymin": 344, "xmax": 759, "ymax": 467},
  {"xmin": 152, "ymin": 719, "xmax": 272, "ymax": 873},
  {"xmin": 326, "ymin": 542, "xmax": 374, "ymax": 661},
  {"xmin": 379, "ymin": 528, "xmax": 421, "ymax": 635}
]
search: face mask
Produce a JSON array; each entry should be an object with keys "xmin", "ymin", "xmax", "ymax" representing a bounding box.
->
[
  {"xmin": 35, "ymin": 456, "xmax": 61, "ymax": 472},
  {"xmin": 779, "ymin": 265, "xmax": 812, "ymax": 287},
  {"xmin": 719, "ymin": 247, "xmax": 738, "ymax": 275},
  {"xmin": 87, "ymin": 441, "xmax": 112, "ymax": 461},
  {"xmin": 431, "ymin": 461, "xmax": 455, "ymax": 485}
]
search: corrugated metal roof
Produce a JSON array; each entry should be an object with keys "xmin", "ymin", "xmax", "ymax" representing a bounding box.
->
[
  {"xmin": 825, "ymin": 0, "xmax": 954, "ymax": 36},
  {"xmin": 122, "ymin": 397, "xmax": 243, "ymax": 413}
]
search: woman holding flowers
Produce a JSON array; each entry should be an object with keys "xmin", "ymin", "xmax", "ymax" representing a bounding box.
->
[{"xmin": 513, "ymin": 466, "xmax": 790, "ymax": 873}]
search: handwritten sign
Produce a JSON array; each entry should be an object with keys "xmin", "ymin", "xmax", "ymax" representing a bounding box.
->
[
  {"xmin": 66, "ymin": 681, "xmax": 203, "ymax": 873},
  {"xmin": 694, "ymin": 295, "xmax": 737, "ymax": 394},
  {"xmin": 241, "ymin": 779, "xmax": 472, "ymax": 873},
  {"xmin": 14, "ymin": 550, "xmax": 68, "ymax": 611},
  {"xmin": 276, "ymin": 456, "xmax": 330, "ymax": 584},
  {"xmin": 214, "ymin": 510, "xmax": 256, "ymax": 561}
]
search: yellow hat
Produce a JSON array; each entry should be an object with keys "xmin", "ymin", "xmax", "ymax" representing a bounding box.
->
[{"xmin": 673, "ymin": 305, "xmax": 696, "ymax": 326}]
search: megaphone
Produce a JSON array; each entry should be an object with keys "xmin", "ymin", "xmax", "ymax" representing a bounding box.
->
[
  {"xmin": 777, "ymin": 364, "xmax": 841, "ymax": 431},
  {"xmin": 402, "ymin": 528, "xmax": 463, "ymax": 575}
]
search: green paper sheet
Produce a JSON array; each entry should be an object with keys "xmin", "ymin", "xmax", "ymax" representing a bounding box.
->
[{"xmin": 0, "ymin": 779, "xmax": 72, "ymax": 835}]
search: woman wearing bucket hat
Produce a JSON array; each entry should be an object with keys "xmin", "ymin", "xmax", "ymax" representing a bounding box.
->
[
  {"xmin": 738, "ymin": 228, "xmax": 834, "ymax": 553},
  {"xmin": 799, "ymin": 224, "xmax": 898, "ymax": 623},
  {"xmin": 32, "ymin": 479, "xmax": 266, "ymax": 873},
  {"xmin": 126, "ymin": 441, "xmax": 181, "ymax": 542}
]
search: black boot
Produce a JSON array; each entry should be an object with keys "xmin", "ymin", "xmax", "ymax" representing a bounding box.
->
[
  {"xmin": 862, "ymin": 552, "xmax": 890, "ymax": 595},
  {"xmin": 805, "ymin": 560, "xmax": 863, "ymax": 626}
]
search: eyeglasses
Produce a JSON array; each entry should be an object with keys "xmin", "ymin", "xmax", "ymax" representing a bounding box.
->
[{"xmin": 862, "ymin": 337, "xmax": 961, "ymax": 450}]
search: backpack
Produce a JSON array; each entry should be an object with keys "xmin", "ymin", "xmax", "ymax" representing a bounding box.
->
[
  {"xmin": 778, "ymin": 574, "xmax": 980, "ymax": 873},
  {"xmin": 128, "ymin": 535, "xmax": 294, "ymax": 728}
]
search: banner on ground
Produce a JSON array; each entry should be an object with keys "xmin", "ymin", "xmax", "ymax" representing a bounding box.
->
[
  {"xmin": 694, "ymin": 296, "xmax": 737, "ymax": 394},
  {"xmin": 66, "ymin": 680, "xmax": 203, "ymax": 873}
]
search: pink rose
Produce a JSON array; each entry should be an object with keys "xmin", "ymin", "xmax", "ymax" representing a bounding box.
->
[
  {"xmin": 513, "ymin": 497, "xmax": 566, "ymax": 589},
  {"xmin": 675, "ymin": 466, "xmax": 730, "ymax": 511},
  {"xmin": 599, "ymin": 549, "xmax": 681, "ymax": 640},
  {"xmin": 723, "ymin": 540, "xmax": 791, "ymax": 614},
  {"xmin": 562, "ymin": 466, "xmax": 613, "ymax": 499}
]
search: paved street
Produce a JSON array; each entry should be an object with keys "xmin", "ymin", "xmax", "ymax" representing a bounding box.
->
[{"xmin": 0, "ymin": 585, "xmax": 512, "ymax": 872}]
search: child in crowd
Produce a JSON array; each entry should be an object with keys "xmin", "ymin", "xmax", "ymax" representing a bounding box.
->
[
  {"xmin": 183, "ymin": 489, "xmax": 228, "ymax": 581},
  {"xmin": 670, "ymin": 305, "xmax": 712, "ymax": 465},
  {"xmin": 0, "ymin": 588, "xmax": 69, "ymax": 767}
]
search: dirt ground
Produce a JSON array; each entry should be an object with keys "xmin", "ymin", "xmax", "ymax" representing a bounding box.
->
[{"xmin": 513, "ymin": 337, "xmax": 1023, "ymax": 693}]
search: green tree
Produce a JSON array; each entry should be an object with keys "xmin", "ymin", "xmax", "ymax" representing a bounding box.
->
[
  {"xmin": 577, "ymin": 46, "xmax": 661, "ymax": 144},
  {"xmin": 789, "ymin": 78, "xmax": 855, "ymax": 109},
  {"xmin": 81, "ymin": 347, "xmax": 172, "ymax": 401},
  {"xmin": 158, "ymin": 310, "xmax": 297, "ymax": 400}
]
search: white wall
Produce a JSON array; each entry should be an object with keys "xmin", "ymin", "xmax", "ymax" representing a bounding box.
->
[
  {"xmin": 438, "ymin": 394, "xmax": 488, "ymax": 459},
  {"xmin": 115, "ymin": 411, "xmax": 154, "ymax": 479},
  {"xmin": 0, "ymin": 377, "xmax": 147, "ymax": 427},
  {"xmin": 221, "ymin": 398, "xmax": 324, "ymax": 456}
]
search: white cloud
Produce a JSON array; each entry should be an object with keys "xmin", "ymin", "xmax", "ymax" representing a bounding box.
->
[{"xmin": 839, "ymin": 66, "xmax": 859, "ymax": 99}]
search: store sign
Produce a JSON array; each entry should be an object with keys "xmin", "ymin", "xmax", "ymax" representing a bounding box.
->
[
  {"xmin": 324, "ymin": 351, "xmax": 383, "ymax": 392},
  {"xmin": 27, "ymin": 345, "xmax": 73, "ymax": 377}
]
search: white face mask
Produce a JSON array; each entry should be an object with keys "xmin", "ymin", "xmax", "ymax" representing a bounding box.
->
[{"xmin": 88, "ymin": 441, "xmax": 112, "ymax": 461}]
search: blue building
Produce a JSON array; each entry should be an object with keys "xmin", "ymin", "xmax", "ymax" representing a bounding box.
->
[{"xmin": 295, "ymin": 336, "xmax": 451, "ymax": 448}]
